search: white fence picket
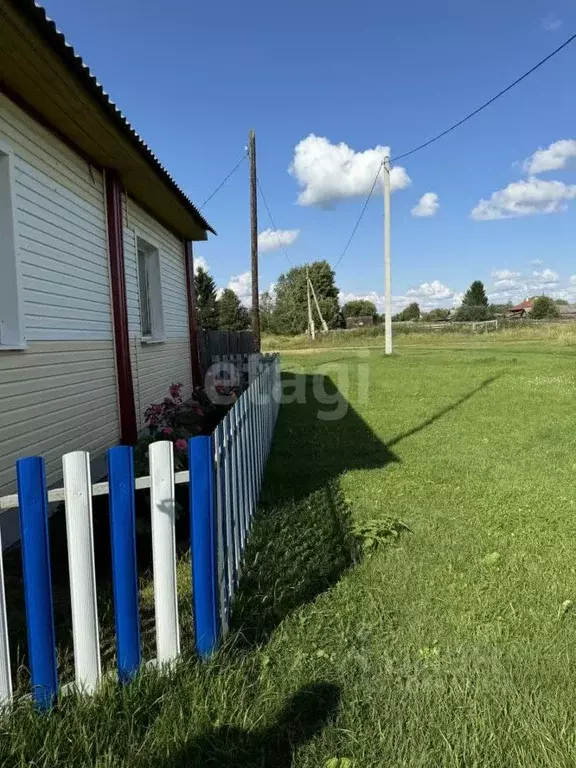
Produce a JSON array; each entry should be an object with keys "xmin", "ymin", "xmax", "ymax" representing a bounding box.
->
[
  {"xmin": 223, "ymin": 412, "xmax": 235, "ymax": 603},
  {"xmin": 0, "ymin": 528, "xmax": 12, "ymax": 705},
  {"xmin": 231, "ymin": 403, "xmax": 242, "ymax": 580},
  {"xmin": 149, "ymin": 440, "xmax": 180, "ymax": 664},
  {"xmin": 62, "ymin": 451, "xmax": 101, "ymax": 693},
  {"xmin": 214, "ymin": 425, "xmax": 228, "ymax": 635}
]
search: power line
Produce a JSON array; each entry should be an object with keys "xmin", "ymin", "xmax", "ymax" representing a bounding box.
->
[
  {"xmin": 256, "ymin": 176, "xmax": 293, "ymax": 265},
  {"xmin": 199, "ymin": 151, "xmax": 248, "ymax": 210},
  {"xmin": 391, "ymin": 32, "xmax": 576, "ymax": 163},
  {"xmin": 333, "ymin": 31, "xmax": 576, "ymax": 269},
  {"xmin": 333, "ymin": 163, "xmax": 383, "ymax": 269}
]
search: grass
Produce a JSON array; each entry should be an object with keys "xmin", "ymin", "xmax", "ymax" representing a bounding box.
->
[
  {"xmin": 4, "ymin": 333, "xmax": 576, "ymax": 766},
  {"xmin": 262, "ymin": 319, "xmax": 576, "ymax": 351}
]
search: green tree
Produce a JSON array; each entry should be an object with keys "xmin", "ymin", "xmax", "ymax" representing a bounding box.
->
[
  {"xmin": 393, "ymin": 302, "xmax": 420, "ymax": 321},
  {"xmin": 531, "ymin": 295, "xmax": 560, "ymax": 319},
  {"xmin": 272, "ymin": 261, "xmax": 340, "ymax": 335},
  {"xmin": 554, "ymin": 298, "xmax": 569, "ymax": 306},
  {"xmin": 422, "ymin": 308, "xmax": 450, "ymax": 321},
  {"xmin": 194, "ymin": 266, "xmax": 219, "ymax": 330},
  {"xmin": 217, "ymin": 288, "xmax": 250, "ymax": 331},
  {"xmin": 342, "ymin": 299, "xmax": 377, "ymax": 319},
  {"xmin": 260, "ymin": 290, "xmax": 275, "ymax": 333},
  {"xmin": 455, "ymin": 280, "xmax": 490, "ymax": 321}
]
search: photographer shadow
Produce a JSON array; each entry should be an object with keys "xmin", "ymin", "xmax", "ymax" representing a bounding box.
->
[{"xmin": 159, "ymin": 682, "xmax": 340, "ymax": 768}]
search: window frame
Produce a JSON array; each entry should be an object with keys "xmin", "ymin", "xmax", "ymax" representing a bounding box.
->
[
  {"xmin": 135, "ymin": 232, "xmax": 165, "ymax": 343},
  {"xmin": 0, "ymin": 140, "xmax": 25, "ymax": 351}
]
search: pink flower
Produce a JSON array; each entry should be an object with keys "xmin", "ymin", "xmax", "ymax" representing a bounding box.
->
[
  {"xmin": 169, "ymin": 383, "xmax": 182, "ymax": 398},
  {"xmin": 162, "ymin": 427, "xmax": 174, "ymax": 436},
  {"xmin": 175, "ymin": 438, "xmax": 187, "ymax": 451}
]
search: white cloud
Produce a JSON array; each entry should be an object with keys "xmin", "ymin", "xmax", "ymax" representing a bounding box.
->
[
  {"xmin": 406, "ymin": 280, "xmax": 453, "ymax": 301},
  {"xmin": 524, "ymin": 138, "xmax": 576, "ymax": 174},
  {"xmin": 411, "ymin": 192, "xmax": 439, "ymax": 218},
  {"xmin": 542, "ymin": 14, "xmax": 563, "ymax": 31},
  {"xmin": 571, "ymin": 275, "xmax": 576, "ymax": 286},
  {"xmin": 194, "ymin": 255, "xmax": 209, "ymax": 274},
  {"xmin": 226, "ymin": 271, "xmax": 252, "ymax": 306},
  {"xmin": 530, "ymin": 259, "xmax": 543, "ymax": 266},
  {"xmin": 531, "ymin": 268, "xmax": 559, "ymax": 286},
  {"xmin": 340, "ymin": 280, "xmax": 459, "ymax": 315},
  {"xmin": 258, "ymin": 228, "xmax": 300, "ymax": 253},
  {"xmin": 491, "ymin": 269, "xmax": 521, "ymax": 280},
  {"xmin": 487, "ymin": 266, "xmax": 562, "ymax": 302},
  {"xmin": 470, "ymin": 177, "xmax": 576, "ymax": 220},
  {"xmin": 289, "ymin": 134, "xmax": 411, "ymax": 207}
]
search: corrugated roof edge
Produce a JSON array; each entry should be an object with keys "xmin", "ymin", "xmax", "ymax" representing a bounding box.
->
[{"xmin": 12, "ymin": 0, "xmax": 216, "ymax": 236}]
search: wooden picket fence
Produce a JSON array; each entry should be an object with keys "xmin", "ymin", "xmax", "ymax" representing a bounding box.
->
[{"xmin": 0, "ymin": 354, "xmax": 281, "ymax": 708}]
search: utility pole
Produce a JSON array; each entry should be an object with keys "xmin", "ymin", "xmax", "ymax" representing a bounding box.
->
[
  {"xmin": 306, "ymin": 266, "xmax": 315, "ymax": 340},
  {"xmin": 309, "ymin": 275, "xmax": 329, "ymax": 333},
  {"xmin": 383, "ymin": 156, "xmax": 392, "ymax": 355},
  {"xmin": 249, "ymin": 129, "xmax": 260, "ymax": 351}
]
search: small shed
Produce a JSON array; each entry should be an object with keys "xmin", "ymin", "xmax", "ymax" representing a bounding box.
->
[
  {"xmin": 346, "ymin": 315, "xmax": 374, "ymax": 329},
  {"xmin": 558, "ymin": 304, "xmax": 576, "ymax": 320}
]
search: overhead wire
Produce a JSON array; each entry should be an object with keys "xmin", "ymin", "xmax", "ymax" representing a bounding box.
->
[
  {"xmin": 199, "ymin": 151, "xmax": 248, "ymax": 210},
  {"xmin": 391, "ymin": 31, "xmax": 576, "ymax": 163},
  {"xmin": 256, "ymin": 176, "xmax": 294, "ymax": 265},
  {"xmin": 332, "ymin": 163, "xmax": 384, "ymax": 269},
  {"xmin": 332, "ymin": 31, "xmax": 576, "ymax": 269}
]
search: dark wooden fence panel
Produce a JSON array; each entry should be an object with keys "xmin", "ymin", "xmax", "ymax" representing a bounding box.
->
[{"xmin": 198, "ymin": 331, "xmax": 257, "ymax": 374}]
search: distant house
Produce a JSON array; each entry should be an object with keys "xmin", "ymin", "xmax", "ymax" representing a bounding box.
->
[
  {"xmin": 508, "ymin": 299, "xmax": 533, "ymax": 318},
  {"xmin": 558, "ymin": 304, "xmax": 576, "ymax": 320},
  {"xmin": 346, "ymin": 315, "xmax": 374, "ymax": 329},
  {"xmin": 0, "ymin": 0, "xmax": 214, "ymax": 507}
]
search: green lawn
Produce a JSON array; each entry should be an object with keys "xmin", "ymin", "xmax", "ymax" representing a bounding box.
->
[{"xmin": 4, "ymin": 336, "xmax": 576, "ymax": 767}]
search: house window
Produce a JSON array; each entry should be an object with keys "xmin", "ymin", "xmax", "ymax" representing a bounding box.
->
[
  {"xmin": 137, "ymin": 236, "xmax": 164, "ymax": 341},
  {"xmin": 0, "ymin": 144, "xmax": 24, "ymax": 349}
]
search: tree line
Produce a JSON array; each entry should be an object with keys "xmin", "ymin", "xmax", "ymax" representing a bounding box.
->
[{"xmin": 195, "ymin": 266, "xmax": 564, "ymax": 336}]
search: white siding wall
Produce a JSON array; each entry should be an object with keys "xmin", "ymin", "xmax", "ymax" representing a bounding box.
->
[
  {"xmin": 123, "ymin": 198, "xmax": 192, "ymax": 428},
  {"xmin": 0, "ymin": 93, "xmax": 120, "ymax": 497}
]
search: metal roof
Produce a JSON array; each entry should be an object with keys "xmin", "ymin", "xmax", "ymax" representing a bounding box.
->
[{"xmin": 9, "ymin": 0, "xmax": 215, "ymax": 236}]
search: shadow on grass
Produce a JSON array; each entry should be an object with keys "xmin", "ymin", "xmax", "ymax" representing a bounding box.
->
[
  {"xmin": 230, "ymin": 372, "xmax": 500, "ymax": 647},
  {"xmin": 158, "ymin": 681, "xmax": 340, "ymax": 768},
  {"xmin": 230, "ymin": 373, "xmax": 398, "ymax": 647}
]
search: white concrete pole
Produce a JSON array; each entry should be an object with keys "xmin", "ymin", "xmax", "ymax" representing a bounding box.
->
[{"xmin": 383, "ymin": 156, "xmax": 392, "ymax": 355}]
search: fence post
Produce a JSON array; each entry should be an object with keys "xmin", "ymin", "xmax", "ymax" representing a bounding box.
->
[
  {"xmin": 16, "ymin": 457, "xmax": 58, "ymax": 709},
  {"xmin": 190, "ymin": 436, "xmax": 219, "ymax": 658},
  {"xmin": 62, "ymin": 452, "xmax": 101, "ymax": 693},
  {"xmin": 149, "ymin": 441, "xmax": 180, "ymax": 664},
  {"xmin": 108, "ymin": 446, "xmax": 141, "ymax": 683}
]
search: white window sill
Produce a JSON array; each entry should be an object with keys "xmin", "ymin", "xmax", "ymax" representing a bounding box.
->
[
  {"xmin": 0, "ymin": 342, "xmax": 27, "ymax": 351},
  {"xmin": 140, "ymin": 336, "xmax": 166, "ymax": 345}
]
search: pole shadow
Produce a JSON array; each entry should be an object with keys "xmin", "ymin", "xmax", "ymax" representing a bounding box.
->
[{"xmin": 230, "ymin": 371, "xmax": 500, "ymax": 647}]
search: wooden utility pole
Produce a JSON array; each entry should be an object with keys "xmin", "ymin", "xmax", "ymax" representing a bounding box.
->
[
  {"xmin": 249, "ymin": 130, "xmax": 260, "ymax": 351},
  {"xmin": 383, "ymin": 156, "xmax": 392, "ymax": 355}
]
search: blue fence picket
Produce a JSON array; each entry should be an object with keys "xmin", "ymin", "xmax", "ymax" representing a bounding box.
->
[
  {"xmin": 16, "ymin": 457, "xmax": 58, "ymax": 709},
  {"xmin": 107, "ymin": 446, "xmax": 141, "ymax": 683},
  {"xmin": 190, "ymin": 436, "xmax": 218, "ymax": 659}
]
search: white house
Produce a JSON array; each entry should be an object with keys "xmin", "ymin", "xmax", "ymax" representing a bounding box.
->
[{"xmin": 0, "ymin": 0, "xmax": 213, "ymax": 543}]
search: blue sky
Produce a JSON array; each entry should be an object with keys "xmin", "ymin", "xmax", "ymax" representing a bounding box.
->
[{"xmin": 42, "ymin": 0, "xmax": 576, "ymax": 310}]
